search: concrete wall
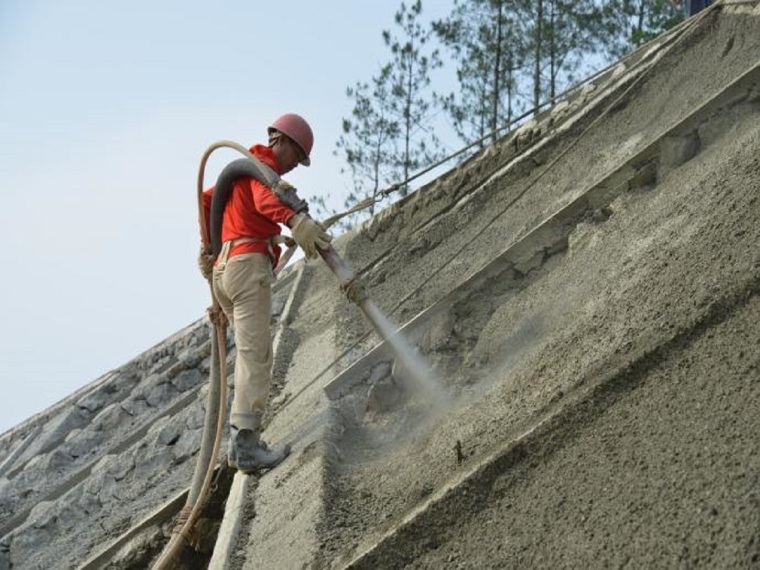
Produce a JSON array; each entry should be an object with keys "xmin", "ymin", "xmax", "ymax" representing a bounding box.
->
[{"xmin": 2, "ymin": 4, "xmax": 759, "ymax": 569}]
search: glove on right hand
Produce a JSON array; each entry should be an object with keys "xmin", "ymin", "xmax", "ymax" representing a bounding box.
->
[{"xmin": 290, "ymin": 213, "xmax": 332, "ymax": 259}]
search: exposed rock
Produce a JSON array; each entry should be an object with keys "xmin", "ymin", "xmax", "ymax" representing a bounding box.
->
[
  {"xmin": 171, "ymin": 368, "xmax": 203, "ymax": 392},
  {"xmin": 12, "ymin": 406, "xmax": 90, "ymax": 468},
  {"xmin": 76, "ymin": 386, "xmax": 114, "ymax": 414},
  {"xmin": 120, "ymin": 396, "xmax": 150, "ymax": 417},
  {"xmin": 91, "ymin": 402, "xmax": 131, "ymax": 432},
  {"xmin": 172, "ymin": 428, "xmax": 203, "ymax": 463},
  {"xmin": 0, "ymin": 541, "xmax": 9, "ymax": 570},
  {"xmin": 146, "ymin": 382, "xmax": 179, "ymax": 408},
  {"xmin": 61, "ymin": 428, "xmax": 102, "ymax": 460}
]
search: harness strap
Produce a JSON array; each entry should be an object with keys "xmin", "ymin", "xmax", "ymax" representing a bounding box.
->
[{"xmin": 217, "ymin": 236, "xmax": 289, "ymax": 266}]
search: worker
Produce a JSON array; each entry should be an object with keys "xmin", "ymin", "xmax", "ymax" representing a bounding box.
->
[{"xmin": 200, "ymin": 113, "xmax": 331, "ymax": 472}]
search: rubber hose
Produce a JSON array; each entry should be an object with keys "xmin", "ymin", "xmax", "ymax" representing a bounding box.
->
[
  {"xmin": 186, "ymin": 322, "xmax": 222, "ymax": 506},
  {"xmin": 210, "ymin": 158, "xmax": 309, "ymax": 256}
]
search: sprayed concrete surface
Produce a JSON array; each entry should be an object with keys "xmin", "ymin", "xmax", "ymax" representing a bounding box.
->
[
  {"xmin": 237, "ymin": 6, "xmax": 760, "ymax": 569},
  {"xmin": 341, "ymin": 95, "xmax": 760, "ymax": 569},
  {"xmin": 1, "ymin": 4, "xmax": 760, "ymax": 569}
]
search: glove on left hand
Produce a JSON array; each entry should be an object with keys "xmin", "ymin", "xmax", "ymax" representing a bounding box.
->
[
  {"xmin": 290, "ymin": 214, "xmax": 332, "ymax": 259},
  {"xmin": 198, "ymin": 245, "xmax": 216, "ymax": 280}
]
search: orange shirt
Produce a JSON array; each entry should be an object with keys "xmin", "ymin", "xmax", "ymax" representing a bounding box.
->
[{"xmin": 202, "ymin": 145, "xmax": 296, "ymax": 266}]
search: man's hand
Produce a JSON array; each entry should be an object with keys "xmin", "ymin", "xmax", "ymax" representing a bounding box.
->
[
  {"xmin": 198, "ymin": 245, "xmax": 215, "ymax": 280},
  {"xmin": 290, "ymin": 213, "xmax": 332, "ymax": 259}
]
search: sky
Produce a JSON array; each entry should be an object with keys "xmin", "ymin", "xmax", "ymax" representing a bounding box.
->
[{"xmin": 0, "ymin": 0, "xmax": 460, "ymax": 435}]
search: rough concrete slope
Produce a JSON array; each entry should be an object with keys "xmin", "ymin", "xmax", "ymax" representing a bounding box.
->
[{"xmin": 2, "ymin": 3, "xmax": 760, "ymax": 569}]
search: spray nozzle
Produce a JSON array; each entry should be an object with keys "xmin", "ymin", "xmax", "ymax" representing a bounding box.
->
[{"xmin": 340, "ymin": 277, "xmax": 368, "ymax": 305}]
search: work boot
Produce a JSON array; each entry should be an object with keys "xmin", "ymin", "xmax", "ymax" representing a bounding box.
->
[
  {"xmin": 228, "ymin": 426, "xmax": 291, "ymax": 473},
  {"xmin": 228, "ymin": 425, "xmax": 268, "ymax": 467}
]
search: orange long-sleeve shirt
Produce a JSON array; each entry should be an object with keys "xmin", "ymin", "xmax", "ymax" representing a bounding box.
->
[{"xmin": 202, "ymin": 144, "xmax": 296, "ymax": 267}]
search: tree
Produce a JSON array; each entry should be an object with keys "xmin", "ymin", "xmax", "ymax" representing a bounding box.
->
[
  {"xmin": 333, "ymin": 65, "xmax": 400, "ymax": 229},
  {"xmin": 433, "ymin": 0, "xmax": 529, "ymax": 146},
  {"xmin": 382, "ymin": 0, "xmax": 445, "ymax": 194},
  {"xmin": 599, "ymin": 0, "xmax": 685, "ymax": 60},
  {"xmin": 334, "ymin": 0, "xmax": 444, "ymax": 229},
  {"xmin": 516, "ymin": 0, "xmax": 605, "ymax": 109}
]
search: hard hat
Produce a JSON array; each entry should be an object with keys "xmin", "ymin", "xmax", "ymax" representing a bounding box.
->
[{"xmin": 268, "ymin": 113, "xmax": 314, "ymax": 166}]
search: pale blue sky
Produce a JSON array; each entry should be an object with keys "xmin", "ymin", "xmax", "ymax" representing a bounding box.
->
[{"xmin": 0, "ymin": 1, "xmax": 458, "ymax": 434}]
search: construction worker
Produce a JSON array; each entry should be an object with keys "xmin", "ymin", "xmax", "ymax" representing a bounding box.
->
[{"xmin": 200, "ymin": 113, "xmax": 331, "ymax": 472}]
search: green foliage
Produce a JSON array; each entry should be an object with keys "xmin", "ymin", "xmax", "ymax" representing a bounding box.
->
[
  {"xmin": 434, "ymin": 0, "xmax": 608, "ymax": 146},
  {"xmin": 433, "ymin": 0, "xmax": 529, "ymax": 146},
  {"xmin": 334, "ymin": 0, "xmax": 443, "ymax": 230},
  {"xmin": 599, "ymin": 0, "xmax": 685, "ymax": 60},
  {"xmin": 330, "ymin": 0, "xmax": 685, "ymax": 229},
  {"xmin": 382, "ymin": 0, "xmax": 445, "ymax": 193},
  {"xmin": 333, "ymin": 64, "xmax": 401, "ymax": 230}
]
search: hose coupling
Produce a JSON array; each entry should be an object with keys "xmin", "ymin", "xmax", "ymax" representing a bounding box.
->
[{"xmin": 340, "ymin": 277, "xmax": 368, "ymax": 305}]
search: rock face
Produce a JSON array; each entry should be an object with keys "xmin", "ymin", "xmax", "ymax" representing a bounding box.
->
[{"xmin": 2, "ymin": 5, "xmax": 760, "ymax": 569}]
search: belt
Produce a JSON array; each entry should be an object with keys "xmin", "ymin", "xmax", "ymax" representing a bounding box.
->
[{"xmin": 217, "ymin": 236, "xmax": 286, "ymax": 265}]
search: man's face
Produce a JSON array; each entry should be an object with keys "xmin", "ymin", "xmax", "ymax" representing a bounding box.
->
[{"xmin": 279, "ymin": 136, "xmax": 306, "ymax": 174}]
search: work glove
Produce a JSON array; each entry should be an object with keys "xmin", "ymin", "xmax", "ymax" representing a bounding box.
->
[
  {"xmin": 290, "ymin": 213, "xmax": 332, "ymax": 259},
  {"xmin": 198, "ymin": 245, "xmax": 216, "ymax": 280}
]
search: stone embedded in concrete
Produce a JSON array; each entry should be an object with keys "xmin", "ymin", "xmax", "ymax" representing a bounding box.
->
[
  {"xmin": 110, "ymin": 526, "xmax": 164, "ymax": 568},
  {"xmin": 76, "ymin": 386, "xmax": 115, "ymax": 414},
  {"xmin": 185, "ymin": 400, "xmax": 206, "ymax": 430},
  {"xmin": 660, "ymin": 131, "xmax": 701, "ymax": 174},
  {"xmin": 15, "ymin": 405, "xmax": 90, "ymax": 465},
  {"xmin": 148, "ymin": 355, "xmax": 174, "ymax": 376},
  {"xmin": 9, "ymin": 526, "xmax": 52, "ymax": 567},
  {"xmin": 120, "ymin": 396, "xmax": 150, "ymax": 417},
  {"xmin": 171, "ymin": 368, "xmax": 203, "ymax": 392},
  {"xmin": 155, "ymin": 418, "xmax": 183, "ymax": 447},
  {"xmin": 91, "ymin": 402, "xmax": 131, "ymax": 432},
  {"xmin": 111, "ymin": 369, "xmax": 140, "ymax": 393},
  {"xmin": 131, "ymin": 444, "xmax": 175, "ymax": 482},
  {"xmin": 171, "ymin": 428, "xmax": 203, "ymax": 463},
  {"xmin": 61, "ymin": 428, "xmax": 102, "ymax": 460},
  {"xmin": 134, "ymin": 372, "xmax": 170, "ymax": 394},
  {"xmin": 41, "ymin": 448, "xmax": 74, "ymax": 472},
  {"xmin": 27, "ymin": 499, "xmax": 56, "ymax": 528},
  {"xmin": 146, "ymin": 382, "xmax": 179, "ymax": 408},
  {"xmin": 0, "ymin": 477, "xmax": 9, "ymax": 514},
  {"xmin": 0, "ymin": 541, "xmax": 9, "ymax": 570},
  {"xmin": 367, "ymin": 376, "xmax": 404, "ymax": 415}
]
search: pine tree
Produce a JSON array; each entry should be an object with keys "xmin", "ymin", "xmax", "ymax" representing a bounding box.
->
[
  {"xmin": 600, "ymin": 0, "xmax": 685, "ymax": 60},
  {"xmin": 333, "ymin": 65, "xmax": 401, "ymax": 228},
  {"xmin": 516, "ymin": 0, "xmax": 604, "ymax": 110},
  {"xmin": 382, "ymin": 0, "xmax": 444, "ymax": 194},
  {"xmin": 334, "ymin": 0, "xmax": 443, "ymax": 229},
  {"xmin": 433, "ymin": 0, "xmax": 529, "ymax": 146}
]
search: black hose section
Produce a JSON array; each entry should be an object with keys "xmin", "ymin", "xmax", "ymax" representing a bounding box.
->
[
  {"xmin": 210, "ymin": 158, "xmax": 310, "ymax": 256},
  {"xmin": 209, "ymin": 160, "xmax": 243, "ymax": 257}
]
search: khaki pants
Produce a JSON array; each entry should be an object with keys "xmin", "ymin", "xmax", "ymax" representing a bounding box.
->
[{"xmin": 212, "ymin": 244, "xmax": 274, "ymax": 431}]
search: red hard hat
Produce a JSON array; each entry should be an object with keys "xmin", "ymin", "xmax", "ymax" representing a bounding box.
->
[{"xmin": 268, "ymin": 113, "xmax": 314, "ymax": 166}]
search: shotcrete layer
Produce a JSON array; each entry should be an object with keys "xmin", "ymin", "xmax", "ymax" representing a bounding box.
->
[
  {"xmin": 1, "ymin": 5, "xmax": 759, "ymax": 569},
  {"xmin": 342, "ymin": 92, "xmax": 760, "ymax": 569}
]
